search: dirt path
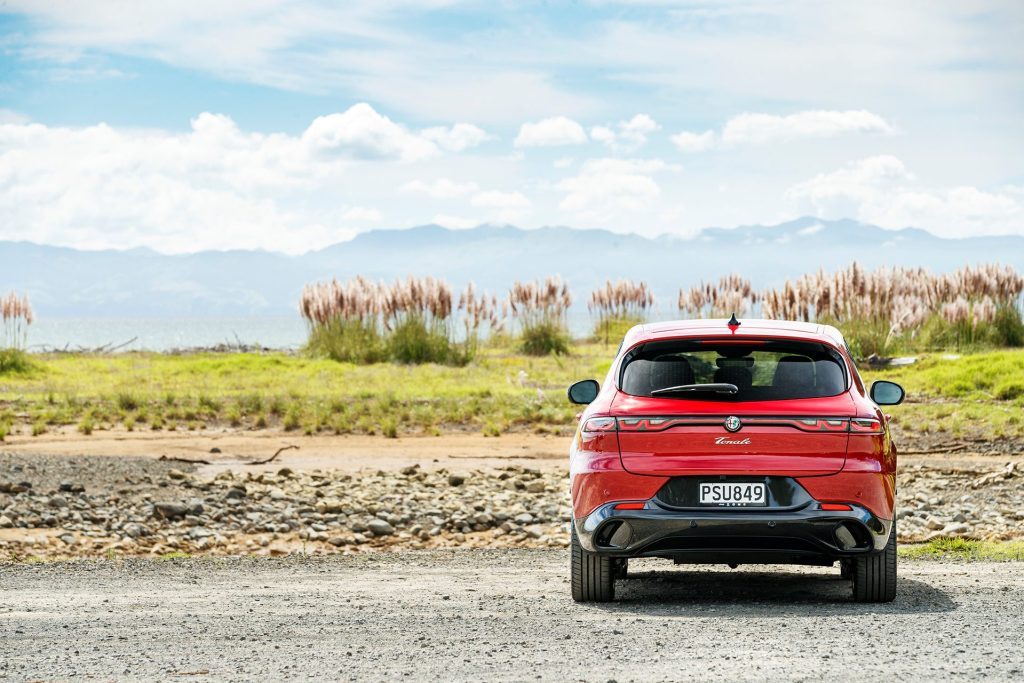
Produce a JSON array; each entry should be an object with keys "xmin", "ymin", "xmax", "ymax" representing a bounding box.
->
[
  {"xmin": 2, "ymin": 551, "xmax": 1021, "ymax": 681},
  {"xmin": 3, "ymin": 430, "xmax": 571, "ymax": 474},
  {"xmin": 4, "ymin": 430, "xmax": 1019, "ymax": 477}
]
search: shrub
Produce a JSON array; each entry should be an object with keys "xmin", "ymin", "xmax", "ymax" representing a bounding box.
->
[
  {"xmin": 116, "ymin": 392, "xmax": 140, "ymax": 411},
  {"xmin": 0, "ymin": 348, "xmax": 32, "ymax": 375},
  {"xmin": 509, "ymin": 277, "xmax": 573, "ymax": 356},
  {"xmin": 994, "ymin": 382, "xmax": 1024, "ymax": 401}
]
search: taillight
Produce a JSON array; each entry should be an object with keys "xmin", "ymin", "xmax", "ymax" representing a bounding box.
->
[
  {"xmin": 795, "ymin": 418, "xmax": 849, "ymax": 432},
  {"xmin": 613, "ymin": 502, "xmax": 646, "ymax": 510},
  {"xmin": 582, "ymin": 417, "xmax": 617, "ymax": 433},
  {"xmin": 850, "ymin": 418, "xmax": 884, "ymax": 434},
  {"xmin": 821, "ymin": 502, "xmax": 853, "ymax": 511}
]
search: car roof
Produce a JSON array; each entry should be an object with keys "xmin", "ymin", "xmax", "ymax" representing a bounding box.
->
[{"xmin": 622, "ymin": 318, "xmax": 847, "ymax": 349}]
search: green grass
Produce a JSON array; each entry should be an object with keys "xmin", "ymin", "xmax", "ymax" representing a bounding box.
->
[
  {"xmin": 0, "ymin": 345, "xmax": 611, "ymax": 437},
  {"xmin": 900, "ymin": 538, "xmax": 1024, "ymax": 561},
  {"xmin": 0, "ymin": 347, "xmax": 1020, "ymax": 440},
  {"xmin": 860, "ymin": 350, "xmax": 1024, "ymax": 440}
]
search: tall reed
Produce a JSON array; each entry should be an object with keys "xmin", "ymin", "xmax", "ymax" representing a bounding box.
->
[
  {"xmin": 509, "ymin": 276, "xmax": 572, "ymax": 355},
  {"xmin": 589, "ymin": 279, "xmax": 655, "ymax": 344},
  {"xmin": 1, "ymin": 291, "xmax": 33, "ymax": 373},
  {"xmin": 755, "ymin": 263, "xmax": 1023, "ymax": 355},
  {"xmin": 678, "ymin": 275, "xmax": 759, "ymax": 318},
  {"xmin": 300, "ymin": 276, "xmax": 501, "ymax": 364}
]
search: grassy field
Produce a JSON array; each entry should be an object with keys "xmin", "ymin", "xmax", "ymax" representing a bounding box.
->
[{"xmin": 0, "ymin": 346, "xmax": 1022, "ymax": 440}]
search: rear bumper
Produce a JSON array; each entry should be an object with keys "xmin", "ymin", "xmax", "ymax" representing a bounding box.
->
[{"xmin": 574, "ymin": 502, "xmax": 892, "ymax": 564}]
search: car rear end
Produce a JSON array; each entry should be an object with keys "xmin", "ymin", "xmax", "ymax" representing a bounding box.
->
[{"xmin": 568, "ymin": 320, "xmax": 899, "ymax": 603}]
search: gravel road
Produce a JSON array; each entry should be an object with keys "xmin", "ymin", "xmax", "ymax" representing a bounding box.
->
[{"xmin": 3, "ymin": 550, "xmax": 1022, "ymax": 681}]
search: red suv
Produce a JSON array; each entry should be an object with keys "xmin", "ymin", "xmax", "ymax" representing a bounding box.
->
[{"xmin": 567, "ymin": 317, "xmax": 904, "ymax": 603}]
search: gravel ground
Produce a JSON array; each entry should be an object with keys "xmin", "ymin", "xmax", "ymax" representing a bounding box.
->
[
  {"xmin": 1, "ymin": 453, "xmax": 1022, "ymax": 559},
  {"xmin": 2, "ymin": 550, "xmax": 1022, "ymax": 681}
]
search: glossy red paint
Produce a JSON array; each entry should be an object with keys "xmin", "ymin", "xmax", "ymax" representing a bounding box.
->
[{"xmin": 568, "ymin": 318, "xmax": 898, "ymax": 521}]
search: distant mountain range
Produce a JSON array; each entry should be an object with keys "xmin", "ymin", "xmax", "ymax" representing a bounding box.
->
[{"xmin": 3, "ymin": 217, "xmax": 1023, "ymax": 317}]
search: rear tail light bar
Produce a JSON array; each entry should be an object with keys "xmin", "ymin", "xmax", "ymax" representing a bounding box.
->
[{"xmin": 587, "ymin": 416, "xmax": 884, "ymax": 433}]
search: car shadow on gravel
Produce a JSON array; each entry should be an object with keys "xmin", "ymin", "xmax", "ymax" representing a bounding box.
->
[{"xmin": 600, "ymin": 568, "xmax": 956, "ymax": 615}]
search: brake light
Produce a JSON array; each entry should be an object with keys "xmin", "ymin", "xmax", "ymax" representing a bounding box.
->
[
  {"xmin": 614, "ymin": 502, "xmax": 646, "ymax": 510},
  {"xmin": 796, "ymin": 418, "xmax": 849, "ymax": 432},
  {"xmin": 821, "ymin": 503, "xmax": 853, "ymax": 511},
  {"xmin": 582, "ymin": 417, "xmax": 617, "ymax": 433},
  {"xmin": 850, "ymin": 418, "xmax": 884, "ymax": 434}
]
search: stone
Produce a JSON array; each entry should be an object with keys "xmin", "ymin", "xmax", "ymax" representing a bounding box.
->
[
  {"xmin": 513, "ymin": 513, "xmax": 534, "ymax": 525},
  {"xmin": 59, "ymin": 533, "xmax": 76, "ymax": 546},
  {"xmin": 268, "ymin": 488, "xmax": 287, "ymax": 501},
  {"xmin": 367, "ymin": 519, "xmax": 395, "ymax": 536},
  {"xmin": 0, "ymin": 515, "xmax": 12, "ymax": 528},
  {"xmin": 153, "ymin": 503, "xmax": 189, "ymax": 520},
  {"xmin": 525, "ymin": 481, "xmax": 546, "ymax": 493},
  {"xmin": 58, "ymin": 482, "xmax": 85, "ymax": 493},
  {"xmin": 401, "ymin": 464, "xmax": 420, "ymax": 476},
  {"xmin": 448, "ymin": 473, "xmax": 467, "ymax": 487},
  {"xmin": 209, "ymin": 447, "xmax": 222, "ymax": 453},
  {"xmin": 166, "ymin": 469, "xmax": 188, "ymax": 480}
]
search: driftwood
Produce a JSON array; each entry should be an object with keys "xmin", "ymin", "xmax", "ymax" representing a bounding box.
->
[
  {"xmin": 245, "ymin": 444, "xmax": 299, "ymax": 466},
  {"xmin": 898, "ymin": 443, "xmax": 970, "ymax": 456},
  {"xmin": 158, "ymin": 454, "xmax": 212, "ymax": 465}
]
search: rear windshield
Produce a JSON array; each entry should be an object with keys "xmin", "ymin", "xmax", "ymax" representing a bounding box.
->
[{"xmin": 619, "ymin": 339, "xmax": 847, "ymax": 401}]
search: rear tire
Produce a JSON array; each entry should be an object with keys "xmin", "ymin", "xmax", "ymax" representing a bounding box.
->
[
  {"xmin": 571, "ymin": 525, "xmax": 615, "ymax": 602},
  {"xmin": 852, "ymin": 521, "xmax": 897, "ymax": 603}
]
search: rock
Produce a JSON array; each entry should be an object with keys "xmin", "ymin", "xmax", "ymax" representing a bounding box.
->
[
  {"xmin": 59, "ymin": 533, "xmax": 76, "ymax": 546},
  {"xmin": 952, "ymin": 512, "xmax": 968, "ymax": 523},
  {"xmin": 448, "ymin": 473, "xmax": 467, "ymax": 487},
  {"xmin": 367, "ymin": 519, "xmax": 395, "ymax": 536},
  {"xmin": 277, "ymin": 467, "xmax": 294, "ymax": 478},
  {"xmin": 941, "ymin": 523, "xmax": 970, "ymax": 535},
  {"xmin": 58, "ymin": 481, "xmax": 85, "ymax": 493},
  {"xmin": 48, "ymin": 495, "xmax": 68, "ymax": 508},
  {"xmin": 925, "ymin": 518, "xmax": 944, "ymax": 530},
  {"xmin": 327, "ymin": 536, "xmax": 351, "ymax": 547},
  {"xmin": 401, "ymin": 464, "xmax": 420, "ymax": 476},
  {"xmin": 525, "ymin": 481, "xmax": 546, "ymax": 493},
  {"xmin": 268, "ymin": 488, "xmax": 287, "ymax": 501},
  {"xmin": 514, "ymin": 513, "xmax": 534, "ymax": 525},
  {"xmin": 122, "ymin": 522, "xmax": 151, "ymax": 538},
  {"xmin": 153, "ymin": 503, "xmax": 189, "ymax": 520},
  {"xmin": 225, "ymin": 487, "xmax": 246, "ymax": 500},
  {"xmin": 166, "ymin": 469, "xmax": 188, "ymax": 480},
  {"xmin": 189, "ymin": 527, "xmax": 214, "ymax": 539},
  {"xmin": 0, "ymin": 515, "xmax": 12, "ymax": 528},
  {"xmin": 209, "ymin": 447, "xmax": 222, "ymax": 453}
]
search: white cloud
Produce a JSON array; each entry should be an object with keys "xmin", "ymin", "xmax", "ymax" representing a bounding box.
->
[
  {"xmin": 556, "ymin": 158, "xmax": 680, "ymax": 216},
  {"xmin": 401, "ymin": 178, "xmax": 479, "ymax": 198},
  {"xmin": 471, "ymin": 190, "xmax": 531, "ymax": 211},
  {"xmin": 514, "ymin": 116, "xmax": 588, "ymax": 147},
  {"xmin": 787, "ymin": 155, "xmax": 1024, "ymax": 238},
  {"xmin": 303, "ymin": 103, "xmax": 438, "ymax": 162},
  {"xmin": 671, "ymin": 129, "xmax": 716, "ymax": 153},
  {"xmin": 0, "ymin": 106, "xmax": 487, "ymax": 253},
  {"xmin": 590, "ymin": 114, "xmax": 660, "ymax": 152},
  {"xmin": 722, "ymin": 110, "xmax": 894, "ymax": 146},
  {"xmin": 420, "ymin": 123, "xmax": 490, "ymax": 152},
  {"xmin": 671, "ymin": 110, "xmax": 893, "ymax": 153},
  {"xmin": 0, "ymin": 109, "xmax": 31, "ymax": 124},
  {"xmin": 339, "ymin": 206, "xmax": 382, "ymax": 223}
]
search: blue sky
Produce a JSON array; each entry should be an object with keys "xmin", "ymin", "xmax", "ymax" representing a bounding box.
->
[{"xmin": 1, "ymin": 1, "xmax": 1022, "ymax": 253}]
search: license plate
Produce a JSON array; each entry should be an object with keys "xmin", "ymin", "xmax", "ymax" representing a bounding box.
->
[{"xmin": 699, "ymin": 482, "xmax": 767, "ymax": 507}]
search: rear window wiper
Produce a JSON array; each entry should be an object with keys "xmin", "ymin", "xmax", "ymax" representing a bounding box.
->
[{"xmin": 650, "ymin": 383, "xmax": 739, "ymax": 396}]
